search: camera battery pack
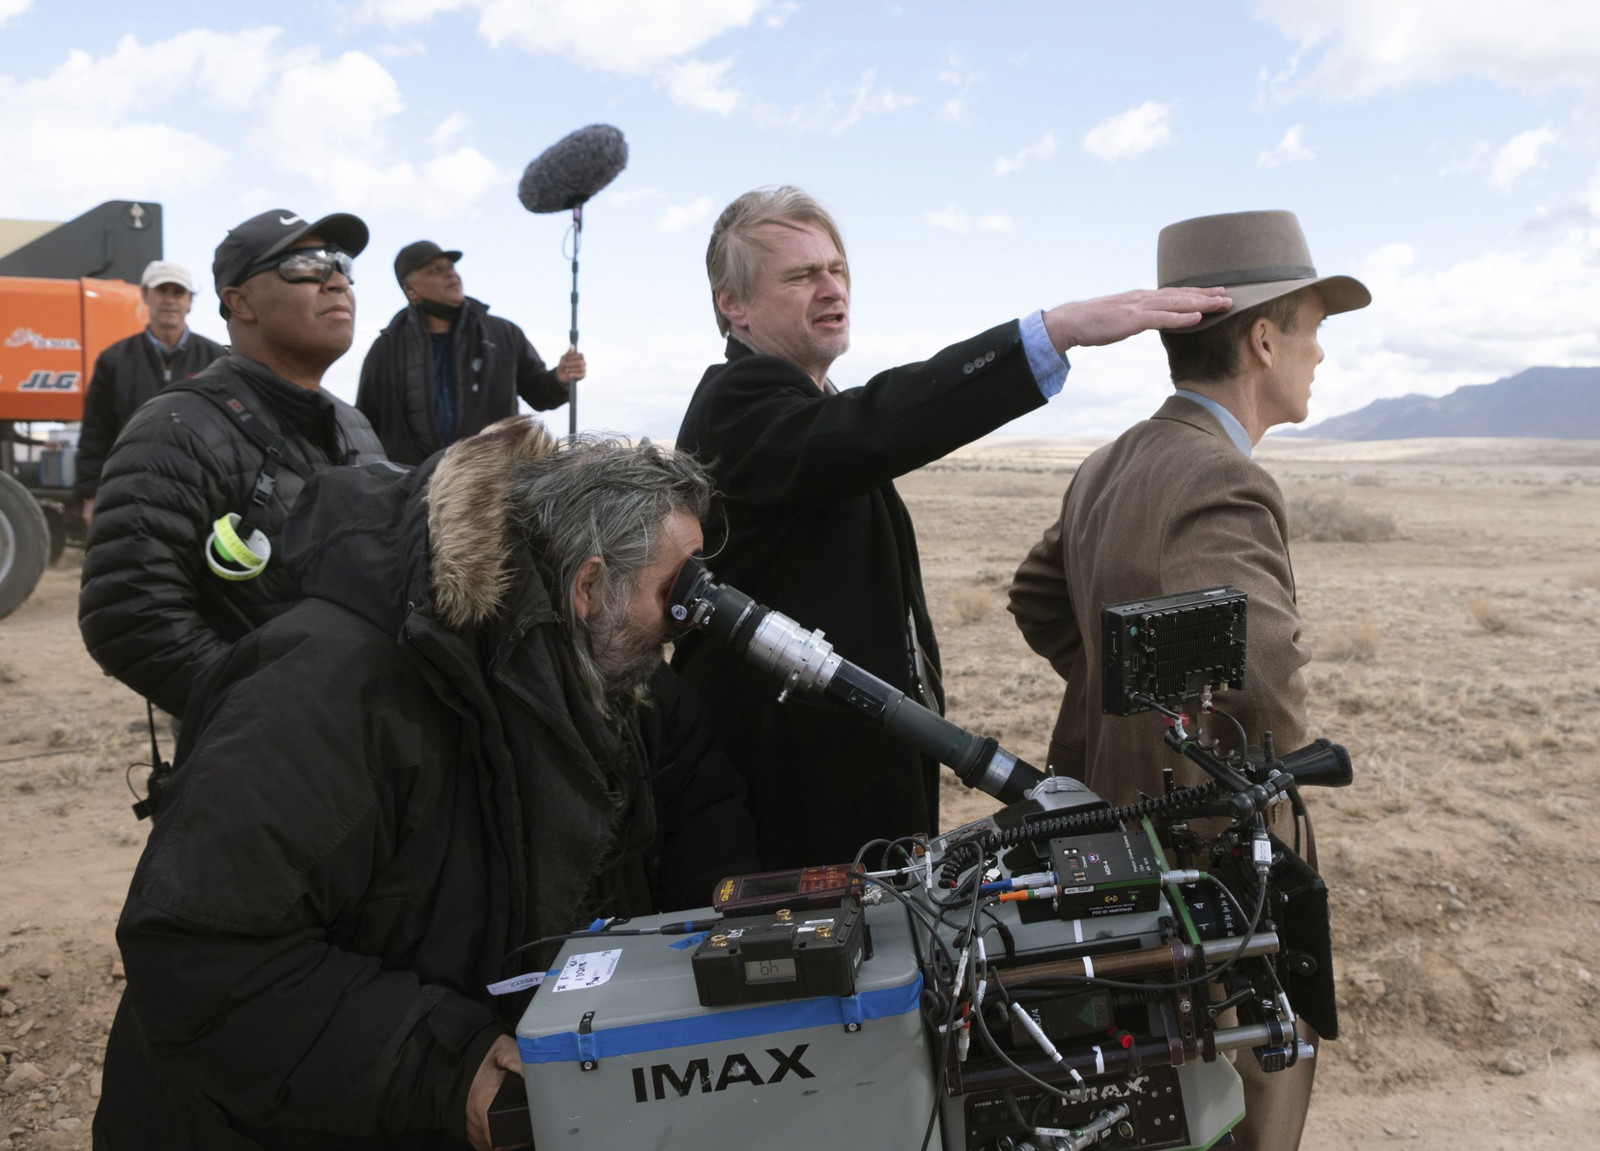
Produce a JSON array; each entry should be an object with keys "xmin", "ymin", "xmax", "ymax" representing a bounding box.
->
[
  {"xmin": 692, "ymin": 904, "xmax": 869, "ymax": 1006},
  {"xmin": 710, "ymin": 863, "xmax": 865, "ymax": 917}
]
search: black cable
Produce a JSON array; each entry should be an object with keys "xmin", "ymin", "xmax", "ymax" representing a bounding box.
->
[
  {"xmin": 968, "ymin": 969, "xmax": 1078, "ymax": 1101},
  {"xmin": 1207, "ymin": 702, "xmax": 1252, "ymax": 765},
  {"xmin": 937, "ymin": 781, "xmax": 1223, "ymax": 888}
]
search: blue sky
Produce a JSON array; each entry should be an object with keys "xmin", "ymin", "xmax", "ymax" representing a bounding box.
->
[{"xmin": 3, "ymin": 0, "xmax": 1597, "ymax": 439}]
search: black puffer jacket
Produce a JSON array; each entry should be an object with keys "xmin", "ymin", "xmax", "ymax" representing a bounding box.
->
[
  {"xmin": 355, "ymin": 298, "xmax": 569, "ymax": 465},
  {"xmin": 75, "ymin": 328, "xmax": 229, "ymax": 500},
  {"xmin": 78, "ymin": 354, "xmax": 385, "ymax": 717},
  {"xmin": 93, "ymin": 420, "xmax": 757, "ymax": 1149}
]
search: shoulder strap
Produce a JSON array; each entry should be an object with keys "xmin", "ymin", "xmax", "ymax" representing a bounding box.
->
[
  {"xmin": 168, "ymin": 378, "xmax": 316, "ymax": 536},
  {"xmin": 170, "ymin": 378, "xmax": 314, "ymax": 482}
]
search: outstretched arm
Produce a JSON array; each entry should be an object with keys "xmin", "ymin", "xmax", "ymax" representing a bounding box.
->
[{"xmin": 1043, "ymin": 286, "xmax": 1231, "ymax": 351}]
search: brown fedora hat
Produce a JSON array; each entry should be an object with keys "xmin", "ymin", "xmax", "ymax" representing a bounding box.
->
[{"xmin": 1158, "ymin": 209, "xmax": 1370, "ymax": 332}]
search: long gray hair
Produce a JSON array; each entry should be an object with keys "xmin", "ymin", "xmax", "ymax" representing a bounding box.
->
[{"xmin": 510, "ymin": 434, "xmax": 712, "ymax": 714}]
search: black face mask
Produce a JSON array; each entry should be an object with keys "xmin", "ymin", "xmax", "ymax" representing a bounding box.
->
[{"xmin": 419, "ymin": 298, "xmax": 462, "ymax": 322}]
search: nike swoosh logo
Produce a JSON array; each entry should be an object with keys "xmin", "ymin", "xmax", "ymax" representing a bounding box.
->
[{"xmin": 279, "ymin": 215, "xmax": 304, "ymax": 226}]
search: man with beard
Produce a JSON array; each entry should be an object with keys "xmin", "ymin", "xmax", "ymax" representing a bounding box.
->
[
  {"xmin": 93, "ymin": 419, "xmax": 758, "ymax": 1150},
  {"xmin": 356, "ymin": 240, "xmax": 582, "ymax": 464}
]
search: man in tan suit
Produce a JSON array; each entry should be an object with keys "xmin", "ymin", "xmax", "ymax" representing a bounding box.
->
[{"xmin": 1008, "ymin": 209, "xmax": 1370, "ymax": 1151}]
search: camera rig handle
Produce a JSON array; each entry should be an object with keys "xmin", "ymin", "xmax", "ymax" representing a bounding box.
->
[
  {"xmin": 1161, "ymin": 705, "xmax": 1352, "ymax": 818},
  {"xmin": 668, "ymin": 557, "xmax": 1045, "ymax": 804}
]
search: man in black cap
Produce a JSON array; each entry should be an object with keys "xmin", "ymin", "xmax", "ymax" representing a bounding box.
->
[
  {"xmin": 355, "ymin": 240, "xmax": 582, "ymax": 464},
  {"xmin": 80, "ymin": 209, "xmax": 386, "ymax": 723}
]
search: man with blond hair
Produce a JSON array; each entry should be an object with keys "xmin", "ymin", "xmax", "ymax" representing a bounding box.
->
[{"xmin": 672, "ymin": 184, "xmax": 1231, "ymax": 869}]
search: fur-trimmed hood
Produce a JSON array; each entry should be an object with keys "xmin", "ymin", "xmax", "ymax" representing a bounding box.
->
[
  {"xmin": 284, "ymin": 415, "xmax": 557, "ymax": 635},
  {"xmin": 426, "ymin": 416, "xmax": 557, "ymax": 630}
]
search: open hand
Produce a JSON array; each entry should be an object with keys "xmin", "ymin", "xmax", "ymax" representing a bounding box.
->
[{"xmin": 1044, "ymin": 287, "xmax": 1231, "ymax": 350}]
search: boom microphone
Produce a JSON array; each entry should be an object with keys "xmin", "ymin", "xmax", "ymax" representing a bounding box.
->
[
  {"xmin": 517, "ymin": 124, "xmax": 629, "ymax": 437},
  {"xmin": 517, "ymin": 124, "xmax": 629, "ymax": 214}
]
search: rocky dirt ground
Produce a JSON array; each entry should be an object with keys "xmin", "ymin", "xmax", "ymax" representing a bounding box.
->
[{"xmin": 2, "ymin": 435, "xmax": 1599, "ymax": 1148}]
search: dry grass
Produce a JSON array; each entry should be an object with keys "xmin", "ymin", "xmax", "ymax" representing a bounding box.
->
[
  {"xmin": 1466, "ymin": 596, "xmax": 1513, "ymax": 634},
  {"xmin": 1319, "ymin": 615, "xmax": 1380, "ymax": 662},
  {"xmin": 950, "ymin": 584, "xmax": 994, "ymax": 624},
  {"xmin": 1288, "ymin": 495, "xmax": 1398, "ymax": 543}
]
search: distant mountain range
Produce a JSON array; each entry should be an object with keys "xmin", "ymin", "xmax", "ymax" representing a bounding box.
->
[{"xmin": 1285, "ymin": 366, "xmax": 1600, "ymax": 440}]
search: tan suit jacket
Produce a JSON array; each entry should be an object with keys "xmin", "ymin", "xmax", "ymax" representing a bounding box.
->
[
  {"xmin": 1009, "ymin": 393, "xmax": 1309, "ymax": 800},
  {"xmin": 1008, "ymin": 393, "xmax": 1316, "ymax": 1151}
]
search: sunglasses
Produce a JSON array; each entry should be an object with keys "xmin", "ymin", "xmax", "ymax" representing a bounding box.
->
[{"xmin": 241, "ymin": 246, "xmax": 355, "ymax": 286}]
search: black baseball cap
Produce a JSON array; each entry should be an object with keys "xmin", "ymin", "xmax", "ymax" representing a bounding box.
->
[
  {"xmin": 394, "ymin": 240, "xmax": 463, "ymax": 286},
  {"xmin": 213, "ymin": 208, "xmax": 369, "ymax": 317}
]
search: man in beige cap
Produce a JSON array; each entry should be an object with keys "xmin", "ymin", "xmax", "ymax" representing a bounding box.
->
[
  {"xmin": 75, "ymin": 260, "xmax": 227, "ymax": 521},
  {"xmin": 1008, "ymin": 209, "xmax": 1370, "ymax": 1151}
]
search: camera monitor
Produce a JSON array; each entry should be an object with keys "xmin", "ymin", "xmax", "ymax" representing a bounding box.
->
[{"xmin": 1101, "ymin": 586, "xmax": 1247, "ymax": 716}]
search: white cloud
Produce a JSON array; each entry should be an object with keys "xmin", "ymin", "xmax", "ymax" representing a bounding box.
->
[
  {"xmin": 925, "ymin": 207, "xmax": 1013, "ymax": 234},
  {"xmin": 1258, "ymin": 123, "xmax": 1314, "ymax": 167},
  {"xmin": 361, "ymin": 0, "xmax": 777, "ymax": 120},
  {"xmin": 661, "ymin": 56, "xmax": 743, "ymax": 114},
  {"xmin": 373, "ymin": 38, "xmax": 429, "ymax": 58},
  {"xmin": 0, "ymin": 0, "xmax": 32, "ymax": 26},
  {"xmin": 429, "ymin": 112, "xmax": 470, "ymax": 147},
  {"xmin": 835, "ymin": 69, "xmax": 916, "ymax": 131},
  {"xmin": 0, "ymin": 30, "xmax": 509, "ymax": 221},
  {"xmin": 1254, "ymin": 0, "xmax": 1600, "ymax": 100},
  {"xmin": 1491, "ymin": 125, "xmax": 1560, "ymax": 189},
  {"xmin": 1435, "ymin": 140, "xmax": 1493, "ymax": 179},
  {"xmin": 992, "ymin": 129, "xmax": 1058, "ymax": 176},
  {"xmin": 612, "ymin": 186, "xmax": 665, "ymax": 206},
  {"xmin": 256, "ymin": 50, "xmax": 507, "ymax": 216},
  {"xmin": 937, "ymin": 53, "xmax": 980, "ymax": 125},
  {"xmin": 762, "ymin": 0, "xmax": 798, "ymax": 26},
  {"xmin": 1082, "ymin": 101, "xmax": 1173, "ymax": 161},
  {"xmin": 363, "ymin": 0, "xmax": 770, "ymax": 74},
  {"xmin": 1308, "ymin": 225, "xmax": 1600, "ymax": 420},
  {"xmin": 757, "ymin": 69, "xmax": 916, "ymax": 134},
  {"xmin": 0, "ymin": 29, "xmax": 284, "ymax": 214},
  {"xmin": 258, "ymin": 49, "xmax": 404, "ymax": 169},
  {"xmin": 655, "ymin": 196, "xmax": 714, "ymax": 233}
]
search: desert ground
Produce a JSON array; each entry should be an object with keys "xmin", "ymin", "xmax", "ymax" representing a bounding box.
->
[{"xmin": 2, "ymin": 434, "xmax": 1599, "ymax": 1148}]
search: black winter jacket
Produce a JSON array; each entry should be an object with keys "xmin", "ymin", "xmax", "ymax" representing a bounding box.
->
[
  {"xmin": 94, "ymin": 424, "xmax": 758, "ymax": 1149},
  {"xmin": 78, "ymin": 354, "xmax": 385, "ymax": 718},
  {"xmin": 672, "ymin": 327, "xmax": 1045, "ymax": 868},
  {"xmin": 355, "ymin": 298, "xmax": 568, "ymax": 465},
  {"xmin": 75, "ymin": 327, "xmax": 228, "ymax": 500}
]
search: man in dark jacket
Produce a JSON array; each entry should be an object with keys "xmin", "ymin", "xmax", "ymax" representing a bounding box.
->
[
  {"xmin": 93, "ymin": 419, "xmax": 759, "ymax": 1150},
  {"xmin": 672, "ymin": 185, "xmax": 1232, "ymax": 869},
  {"xmin": 75, "ymin": 259, "xmax": 227, "ymax": 520},
  {"xmin": 79, "ymin": 209, "xmax": 385, "ymax": 720},
  {"xmin": 355, "ymin": 240, "xmax": 581, "ymax": 464}
]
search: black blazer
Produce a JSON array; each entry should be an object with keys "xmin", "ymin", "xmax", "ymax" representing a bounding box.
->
[{"xmin": 672, "ymin": 323, "xmax": 1046, "ymax": 867}]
